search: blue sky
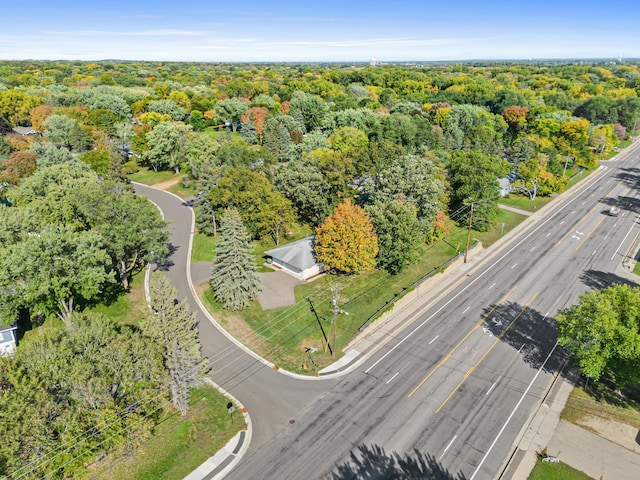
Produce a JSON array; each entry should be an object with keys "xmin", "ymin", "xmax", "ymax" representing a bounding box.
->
[{"xmin": 1, "ymin": 0, "xmax": 639, "ymax": 62}]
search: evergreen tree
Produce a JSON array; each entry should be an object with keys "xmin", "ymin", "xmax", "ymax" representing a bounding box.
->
[
  {"xmin": 209, "ymin": 208, "xmax": 262, "ymax": 310},
  {"xmin": 145, "ymin": 272, "xmax": 208, "ymax": 415},
  {"xmin": 263, "ymin": 117, "xmax": 291, "ymax": 162}
]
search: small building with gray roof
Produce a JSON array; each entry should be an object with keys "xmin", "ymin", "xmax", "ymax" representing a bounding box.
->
[{"xmin": 265, "ymin": 236, "xmax": 324, "ymax": 280}]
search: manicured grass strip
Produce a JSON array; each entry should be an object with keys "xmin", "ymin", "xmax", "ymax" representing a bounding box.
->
[
  {"xmin": 191, "ymin": 233, "xmax": 215, "ymax": 264},
  {"xmin": 128, "ymin": 167, "xmax": 178, "ymax": 185},
  {"xmin": 528, "ymin": 458, "xmax": 592, "ymax": 480},
  {"xmin": 499, "ymin": 194, "xmax": 554, "ymax": 212},
  {"xmin": 200, "ymin": 210, "xmax": 528, "ymax": 373},
  {"xmin": 561, "ymin": 380, "xmax": 640, "ymax": 430},
  {"xmin": 89, "ymin": 385, "xmax": 244, "ymax": 480},
  {"xmin": 167, "ymin": 181, "xmax": 197, "ymax": 199}
]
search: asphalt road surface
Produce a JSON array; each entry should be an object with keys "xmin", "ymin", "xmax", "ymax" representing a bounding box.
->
[
  {"xmin": 136, "ymin": 141, "xmax": 640, "ymax": 480},
  {"xmin": 132, "ymin": 184, "xmax": 337, "ymax": 454}
]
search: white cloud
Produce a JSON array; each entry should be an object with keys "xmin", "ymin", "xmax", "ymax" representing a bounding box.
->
[
  {"xmin": 45, "ymin": 29, "xmax": 208, "ymax": 37},
  {"xmin": 261, "ymin": 37, "xmax": 478, "ymax": 48}
]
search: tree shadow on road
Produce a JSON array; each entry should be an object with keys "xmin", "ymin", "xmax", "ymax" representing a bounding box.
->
[
  {"xmin": 156, "ymin": 242, "xmax": 178, "ymax": 271},
  {"xmin": 580, "ymin": 269, "xmax": 638, "ymax": 291},
  {"xmin": 327, "ymin": 444, "xmax": 467, "ymax": 480},
  {"xmin": 482, "ymin": 301, "xmax": 565, "ymax": 375}
]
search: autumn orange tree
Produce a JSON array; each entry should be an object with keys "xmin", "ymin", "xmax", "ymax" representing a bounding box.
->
[{"xmin": 314, "ymin": 199, "xmax": 379, "ymax": 274}]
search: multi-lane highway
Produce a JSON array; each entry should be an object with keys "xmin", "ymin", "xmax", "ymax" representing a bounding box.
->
[
  {"xmin": 224, "ymin": 145, "xmax": 640, "ymax": 479},
  {"xmin": 137, "ymin": 141, "xmax": 640, "ymax": 479}
]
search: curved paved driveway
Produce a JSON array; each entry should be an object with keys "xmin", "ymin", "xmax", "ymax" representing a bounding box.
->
[{"xmin": 133, "ymin": 184, "xmax": 336, "ymax": 452}]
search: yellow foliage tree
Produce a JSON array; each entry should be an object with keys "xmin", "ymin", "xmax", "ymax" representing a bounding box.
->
[{"xmin": 314, "ymin": 199, "xmax": 379, "ymax": 274}]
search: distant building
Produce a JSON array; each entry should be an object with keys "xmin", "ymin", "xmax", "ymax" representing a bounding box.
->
[
  {"xmin": 0, "ymin": 324, "xmax": 18, "ymax": 357},
  {"xmin": 498, "ymin": 173, "xmax": 520, "ymax": 197},
  {"xmin": 265, "ymin": 236, "xmax": 324, "ymax": 280},
  {"xmin": 11, "ymin": 126, "xmax": 38, "ymax": 136}
]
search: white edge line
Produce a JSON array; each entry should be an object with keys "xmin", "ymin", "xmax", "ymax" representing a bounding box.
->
[
  {"xmin": 485, "ymin": 382, "xmax": 497, "ymax": 396},
  {"xmin": 611, "ymin": 215, "xmax": 640, "ymax": 260},
  {"xmin": 386, "ymin": 372, "xmax": 400, "ymax": 385},
  {"xmin": 469, "ymin": 342, "xmax": 559, "ymax": 480},
  {"xmin": 134, "ymin": 183, "xmax": 254, "ymax": 480},
  {"xmin": 364, "ymin": 169, "xmax": 606, "ymax": 375},
  {"xmin": 440, "ymin": 435, "xmax": 457, "ymax": 459}
]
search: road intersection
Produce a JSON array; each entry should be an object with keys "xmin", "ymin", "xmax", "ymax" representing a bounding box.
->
[{"xmin": 135, "ymin": 139, "xmax": 640, "ymax": 479}]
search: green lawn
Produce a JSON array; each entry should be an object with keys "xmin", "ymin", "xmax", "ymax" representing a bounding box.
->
[
  {"xmin": 499, "ymin": 194, "xmax": 555, "ymax": 212},
  {"xmin": 167, "ymin": 180, "xmax": 197, "ymax": 199},
  {"xmin": 529, "ymin": 458, "xmax": 592, "ymax": 480},
  {"xmin": 203, "ymin": 127, "xmax": 242, "ymax": 141},
  {"xmin": 561, "ymin": 376, "xmax": 640, "ymax": 431},
  {"xmin": 634, "ymin": 259, "xmax": 640, "ymax": 276},
  {"xmin": 128, "ymin": 167, "xmax": 180, "ymax": 185},
  {"xmin": 191, "ymin": 233, "xmax": 215, "ymax": 263},
  {"xmin": 199, "ymin": 210, "xmax": 528, "ymax": 373},
  {"xmin": 191, "ymin": 224, "xmax": 314, "ymax": 268},
  {"xmin": 87, "ymin": 271, "xmax": 147, "ymax": 327},
  {"xmin": 89, "ymin": 385, "xmax": 245, "ymax": 480}
]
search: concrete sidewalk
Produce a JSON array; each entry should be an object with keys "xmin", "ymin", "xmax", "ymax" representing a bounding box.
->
[
  {"xmin": 547, "ymin": 420, "xmax": 640, "ymax": 480},
  {"xmin": 503, "ymin": 372, "xmax": 640, "ymax": 480},
  {"xmin": 499, "ymin": 203, "xmax": 534, "ymax": 217},
  {"xmin": 180, "ymin": 159, "xmax": 637, "ymax": 479}
]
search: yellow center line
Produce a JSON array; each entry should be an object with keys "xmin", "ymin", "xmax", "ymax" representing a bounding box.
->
[
  {"xmin": 555, "ymin": 181, "xmax": 621, "ymax": 247},
  {"xmin": 434, "ymin": 291, "xmax": 540, "ymax": 414},
  {"xmin": 575, "ymin": 216, "xmax": 606, "ymax": 251},
  {"xmin": 407, "ymin": 284, "xmax": 518, "ymax": 399}
]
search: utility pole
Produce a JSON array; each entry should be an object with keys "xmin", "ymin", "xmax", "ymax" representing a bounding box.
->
[
  {"xmin": 464, "ymin": 202, "xmax": 474, "ymax": 263},
  {"xmin": 307, "ymin": 298, "xmax": 331, "ymax": 355}
]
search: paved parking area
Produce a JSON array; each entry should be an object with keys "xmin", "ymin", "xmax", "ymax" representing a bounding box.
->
[{"xmin": 257, "ymin": 271, "xmax": 303, "ymax": 310}]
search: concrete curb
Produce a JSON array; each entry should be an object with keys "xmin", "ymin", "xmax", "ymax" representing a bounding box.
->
[
  {"xmin": 182, "ymin": 378, "xmax": 252, "ymax": 480},
  {"xmin": 134, "ymin": 182, "xmax": 254, "ymax": 480},
  {"xmin": 135, "ymin": 146, "xmax": 638, "ymax": 478}
]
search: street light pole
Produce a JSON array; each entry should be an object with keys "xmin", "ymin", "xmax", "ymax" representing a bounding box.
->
[{"xmin": 464, "ymin": 202, "xmax": 474, "ymax": 263}]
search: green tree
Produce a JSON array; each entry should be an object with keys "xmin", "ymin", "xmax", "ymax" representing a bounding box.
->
[
  {"xmin": 513, "ymin": 153, "xmax": 565, "ymax": 200},
  {"xmin": 142, "ymin": 121, "xmax": 193, "ymax": 172},
  {"xmin": 89, "ymin": 93, "xmax": 132, "ymax": 119},
  {"xmin": 273, "ymin": 159, "xmax": 333, "ymax": 226},
  {"xmin": 328, "ymin": 126, "xmax": 368, "ymax": 154},
  {"xmin": 29, "ymin": 141, "xmax": 76, "ymax": 168},
  {"xmin": 0, "ymin": 226, "xmax": 113, "ymax": 324},
  {"xmin": 79, "ymin": 150, "xmax": 112, "ymax": 174},
  {"xmin": 366, "ymin": 199, "xmax": 422, "ymax": 274},
  {"xmin": 146, "ymin": 272, "xmax": 207, "ymax": 415},
  {"xmin": 209, "ymin": 208, "xmax": 262, "ymax": 310},
  {"xmin": 81, "ymin": 190, "xmax": 169, "ymax": 291},
  {"xmin": 556, "ymin": 284, "xmax": 640, "ymax": 389},
  {"xmin": 289, "ymin": 93, "xmax": 329, "ymax": 133},
  {"xmin": 214, "ymin": 98, "xmax": 248, "ymax": 132},
  {"xmin": 448, "ymin": 151, "xmax": 510, "ymax": 231},
  {"xmin": 0, "ymin": 312, "xmax": 166, "ymax": 477},
  {"xmin": 147, "ymin": 99, "xmax": 186, "ymax": 121},
  {"xmin": 184, "ymin": 132, "xmax": 220, "ymax": 178},
  {"xmin": 367, "ymin": 154, "xmax": 446, "ymax": 236},
  {"xmin": 42, "ymin": 114, "xmax": 88, "ymax": 151},
  {"xmin": 314, "ymin": 199, "xmax": 379, "ymax": 274},
  {"xmin": 209, "ymin": 167, "xmax": 296, "ymax": 243},
  {"xmin": 263, "ymin": 116, "xmax": 292, "ymax": 162}
]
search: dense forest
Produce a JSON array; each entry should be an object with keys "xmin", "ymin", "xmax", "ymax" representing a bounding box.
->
[{"xmin": 1, "ymin": 59, "xmax": 640, "ymax": 477}]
